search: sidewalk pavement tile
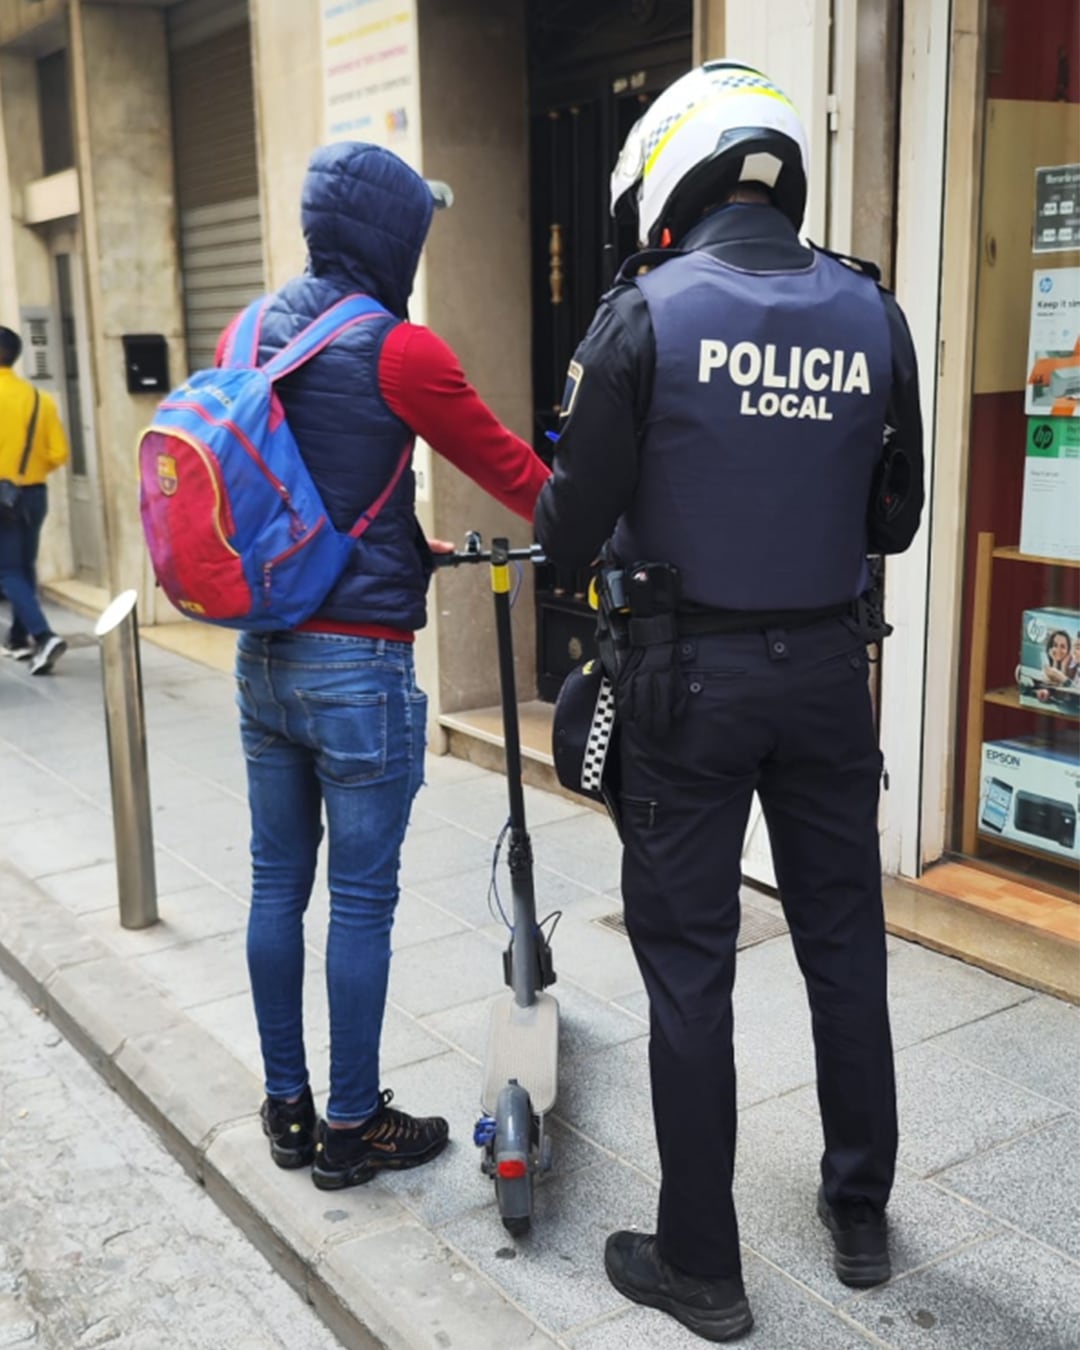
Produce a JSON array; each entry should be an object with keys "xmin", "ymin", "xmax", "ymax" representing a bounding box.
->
[
  {"xmin": 842, "ymin": 1230, "xmax": 1080, "ymax": 1350},
  {"xmin": 731, "ymin": 937, "xmax": 818, "ymax": 1104},
  {"xmin": 420, "ymin": 752, "xmax": 492, "ymax": 786},
  {"xmin": 0, "ymin": 750, "xmax": 90, "ymax": 826},
  {"xmin": 417, "ymin": 770, "xmax": 588, "ymax": 831},
  {"xmin": 34, "ymin": 852, "xmax": 209, "ymax": 914},
  {"xmin": 929, "ymin": 995, "xmax": 1080, "ymax": 1111},
  {"xmin": 566, "ymin": 1252, "xmax": 885, "ymax": 1349},
  {"xmin": 386, "ymin": 928, "xmax": 508, "ymax": 1018},
  {"xmin": 438, "ymin": 1156, "xmax": 660, "ymax": 1334},
  {"xmin": 203, "ymin": 1116, "xmax": 410, "ymax": 1295},
  {"xmin": 421, "ymin": 979, "xmax": 651, "ymax": 1067},
  {"xmin": 528, "ymin": 812, "xmax": 625, "ymax": 895},
  {"xmin": 553, "ymin": 1037, "xmax": 660, "ymax": 1179},
  {"xmin": 933, "ymin": 1114, "xmax": 1080, "ymax": 1260},
  {"xmin": 883, "ymin": 942, "xmax": 1034, "ymax": 1047},
  {"xmin": 392, "ymin": 890, "xmax": 469, "ymax": 948},
  {"xmin": 315, "ymin": 1221, "xmax": 563, "ymax": 1350},
  {"xmin": 132, "ymin": 928, "xmax": 260, "ymax": 1009},
  {"xmin": 732, "ymin": 1096, "xmax": 1002, "ymax": 1305},
  {"xmin": 8, "ymin": 748, "xmax": 111, "ymax": 809},
  {"xmin": 407, "ymin": 859, "xmax": 602, "ymax": 931},
  {"xmin": 789, "ymin": 1041, "xmax": 1069, "ymax": 1177},
  {"xmin": 399, "ymin": 824, "xmax": 499, "ymax": 887},
  {"xmin": 78, "ymin": 884, "xmax": 246, "ymax": 954},
  {"xmin": 152, "ymin": 793, "xmax": 249, "ymax": 855},
  {"xmin": 2, "ymin": 806, "xmax": 114, "ymax": 879}
]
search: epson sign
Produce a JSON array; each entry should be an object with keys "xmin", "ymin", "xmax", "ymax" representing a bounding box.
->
[{"xmin": 986, "ymin": 749, "xmax": 1022, "ymax": 769}]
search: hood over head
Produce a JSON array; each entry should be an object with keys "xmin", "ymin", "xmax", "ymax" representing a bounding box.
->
[{"xmin": 301, "ymin": 142, "xmax": 436, "ymax": 316}]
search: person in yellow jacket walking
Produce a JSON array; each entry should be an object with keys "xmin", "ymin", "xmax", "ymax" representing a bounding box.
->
[{"xmin": 0, "ymin": 326, "xmax": 70, "ymax": 674}]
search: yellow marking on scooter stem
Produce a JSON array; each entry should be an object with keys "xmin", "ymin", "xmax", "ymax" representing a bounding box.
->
[{"xmin": 491, "ymin": 563, "xmax": 511, "ymax": 594}]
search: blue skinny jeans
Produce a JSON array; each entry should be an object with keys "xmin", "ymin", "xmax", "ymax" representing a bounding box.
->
[{"xmin": 236, "ymin": 631, "xmax": 426, "ymax": 1123}]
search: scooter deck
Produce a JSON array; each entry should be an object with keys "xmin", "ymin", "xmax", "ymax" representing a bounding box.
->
[{"xmin": 481, "ymin": 990, "xmax": 559, "ymax": 1115}]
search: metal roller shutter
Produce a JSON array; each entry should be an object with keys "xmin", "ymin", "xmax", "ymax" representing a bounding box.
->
[{"xmin": 169, "ymin": 0, "xmax": 264, "ymax": 372}]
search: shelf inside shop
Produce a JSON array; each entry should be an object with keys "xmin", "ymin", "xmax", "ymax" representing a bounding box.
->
[
  {"xmin": 983, "ymin": 687, "xmax": 1079, "ymax": 719},
  {"xmin": 991, "ymin": 545, "xmax": 1080, "ymax": 569}
]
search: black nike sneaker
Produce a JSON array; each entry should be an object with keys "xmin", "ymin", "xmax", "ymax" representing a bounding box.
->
[
  {"xmin": 260, "ymin": 1085, "xmax": 317, "ymax": 1169},
  {"xmin": 604, "ymin": 1231, "xmax": 753, "ymax": 1342},
  {"xmin": 817, "ymin": 1186, "xmax": 891, "ymax": 1287},
  {"xmin": 311, "ymin": 1089, "xmax": 449, "ymax": 1190}
]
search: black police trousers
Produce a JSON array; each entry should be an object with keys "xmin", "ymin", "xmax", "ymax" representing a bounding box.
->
[{"xmin": 619, "ymin": 618, "xmax": 898, "ymax": 1280}]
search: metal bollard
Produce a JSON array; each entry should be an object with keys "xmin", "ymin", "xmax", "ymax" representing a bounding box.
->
[{"xmin": 95, "ymin": 590, "xmax": 158, "ymax": 929}]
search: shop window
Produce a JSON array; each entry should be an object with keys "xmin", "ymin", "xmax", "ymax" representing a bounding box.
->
[
  {"xmin": 37, "ymin": 49, "xmax": 74, "ymax": 177},
  {"xmin": 956, "ymin": 0, "xmax": 1080, "ymax": 896}
]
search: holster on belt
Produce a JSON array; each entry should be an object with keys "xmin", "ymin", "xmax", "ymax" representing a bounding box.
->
[
  {"xmin": 611, "ymin": 560, "xmax": 686, "ymax": 741},
  {"xmin": 846, "ymin": 558, "xmax": 893, "ymax": 646}
]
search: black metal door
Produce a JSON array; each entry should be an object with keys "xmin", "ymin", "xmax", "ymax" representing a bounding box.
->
[{"xmin": 527, "ymin": 1, "xmax": 691, "ymax": 700}]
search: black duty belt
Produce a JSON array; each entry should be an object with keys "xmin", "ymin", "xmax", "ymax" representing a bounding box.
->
[{"xmin": 676, "ymin": 602, "xmax": 854, "ymax": 637}]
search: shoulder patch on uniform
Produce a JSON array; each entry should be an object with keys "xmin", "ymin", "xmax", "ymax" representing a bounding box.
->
[{"xmin": 559, "ymin": 359, "xmax": 584, "ymax": 421}]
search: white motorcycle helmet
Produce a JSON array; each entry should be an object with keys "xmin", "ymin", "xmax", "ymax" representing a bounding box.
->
[{"xmin": 611, "ymin": 60, "xmax": 809, "ymax": 247}]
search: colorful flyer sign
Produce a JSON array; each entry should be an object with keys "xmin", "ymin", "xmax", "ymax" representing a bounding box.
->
[
  {"xmin": 1025, "ymin": 268, "xmax": 1080, "ymax": 417},
  {"xmin": 320, "ymin": 1, "xmax": 421, "ymax": 166},
  {"xmin": 1034, "ymin": 165, "xmax": 1080, "ymax": 254}
]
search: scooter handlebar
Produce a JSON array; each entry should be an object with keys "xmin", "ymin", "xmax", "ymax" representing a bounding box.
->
[{"xmin": 432, "ymin": 532, "xmax": 546, "ymax": 568}]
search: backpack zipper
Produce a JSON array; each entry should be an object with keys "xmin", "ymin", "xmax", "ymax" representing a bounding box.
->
[
  {"xmin": 261, "ymin": 516, "xmax": 327, "ymax": 604},
  {"xmin": 161, "ymin": 397, "xmax": 301, "ymax": 524}
]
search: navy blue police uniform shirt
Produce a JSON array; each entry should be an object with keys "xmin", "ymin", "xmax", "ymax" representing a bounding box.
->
[{"xmin": 534, "ymin": 204, "xmax": 925, "ymax": 591}]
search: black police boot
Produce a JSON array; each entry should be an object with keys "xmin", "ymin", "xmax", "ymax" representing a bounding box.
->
[
  {"xmin": 311, "ymin": 1089, "xmax": 449, "ymax": 1190},
  {"xmin": 817, "ymin": 1186, "xmax": 891, "ymax": 1287},
  {"xmin": 604, "ymin": 1232, "xmax": 753, "ymax": 1343},
  {"xmin": 260, "ymin": 1085, "xmax": 317, "ymax": 1169}
]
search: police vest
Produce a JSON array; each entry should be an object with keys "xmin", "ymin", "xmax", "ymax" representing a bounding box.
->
[{"xmin": 612, "ymin": 250, "xmax": 892, "ymax": 611}]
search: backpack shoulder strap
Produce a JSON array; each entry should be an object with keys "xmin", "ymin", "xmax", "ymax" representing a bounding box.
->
[
  {"xmin": 222, "ymin": 298, "xmax": 269, "ymax": 368},
  {"xmin": 262, "ymin": 295, "xmax": 390, "ymax": 384},
  {"xmin": 16, "ymin": 389, "xmax": 41, "ymax": 480}
]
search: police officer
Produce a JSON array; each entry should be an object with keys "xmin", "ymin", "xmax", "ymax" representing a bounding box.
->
[{"xmin": 535, "ymin": 62, "xmax": 923, "ymax": 1343}]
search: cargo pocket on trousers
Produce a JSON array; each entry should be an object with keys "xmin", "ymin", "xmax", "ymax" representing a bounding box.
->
[
  {"xmin": 297, "ymin": 688, "xmax": 388, "ymax": 786},
  {"xmin": 620, "ymin": 794, "xmax": 659, "ymax": 831}
]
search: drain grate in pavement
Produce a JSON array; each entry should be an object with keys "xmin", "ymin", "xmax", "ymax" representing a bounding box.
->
[{"xmin": 595, "ymin": 904, "xmax": 788, "ymax": 950}]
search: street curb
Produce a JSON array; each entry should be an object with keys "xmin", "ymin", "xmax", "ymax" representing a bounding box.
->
[{"xmin": 0, "ymin": 865, "xmax": 560, "ymax": 1350}]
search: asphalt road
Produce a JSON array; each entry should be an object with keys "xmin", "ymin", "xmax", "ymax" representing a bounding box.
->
[{"xmin": 0, "ymin": 966, "xmax": 342, "ymax": 1350}]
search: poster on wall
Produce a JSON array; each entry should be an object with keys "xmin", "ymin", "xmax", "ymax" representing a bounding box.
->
[
  {"xmin": 318, "ymin": 0, "xmax": 431, "ymax": 497},
  {"xmin": 1025, "ymin": 268, "xmax": 1080, "ymax": 417},
  {"xmin": 1034, "ymin": 165, "xmax": 1080, "ymax": 254},
  {"xmin": 320, "ymin": 0, "xmax": 421, "ymax": 168}
]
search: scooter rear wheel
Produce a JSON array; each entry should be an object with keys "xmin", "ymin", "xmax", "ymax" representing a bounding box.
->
[{"xmin": 494, "ymin": 1079, "xmax": 533, "ymax": 1235}]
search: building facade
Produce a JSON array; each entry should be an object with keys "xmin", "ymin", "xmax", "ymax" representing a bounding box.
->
[{"xmin": 1, "ymin": 0, "xmax": 1075, "ymax": 991}]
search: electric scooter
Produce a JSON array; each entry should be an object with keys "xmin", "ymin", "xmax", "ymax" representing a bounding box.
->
[{"xmin": 434, "ymin": 533, "xmax": 558, "ymax": 1235}]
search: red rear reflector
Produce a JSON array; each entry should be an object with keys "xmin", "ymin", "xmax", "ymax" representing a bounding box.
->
[{"xmin": 497, "ymin": 1159, "xmax": 527, "ymax": 1179}]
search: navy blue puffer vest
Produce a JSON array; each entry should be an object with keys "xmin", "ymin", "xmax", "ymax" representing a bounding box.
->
[
  {"xmin": 253, "ymin": 143, "xmax": 435, "ymax": 632},
  {"xmin": 613, "ymin": 249, "xmax": 891, "ymax": 610}
]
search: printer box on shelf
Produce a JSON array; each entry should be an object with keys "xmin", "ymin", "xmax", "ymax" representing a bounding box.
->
[
  {"xmin": 1020, "ymin": 419, "xmax": 1080, "ymax": 561},
  {"xmin": 979, "ymin": 736, "xmax": 1080, "ymax": 862},
  {"xmin": 1017, "ymin": 606, "xmax": 1080, "ymax": 717}
]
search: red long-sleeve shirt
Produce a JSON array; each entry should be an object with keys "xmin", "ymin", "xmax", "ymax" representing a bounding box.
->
[{"xmin": 215, "ymin": 316, "xmax": 551, "ymax": 639}]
